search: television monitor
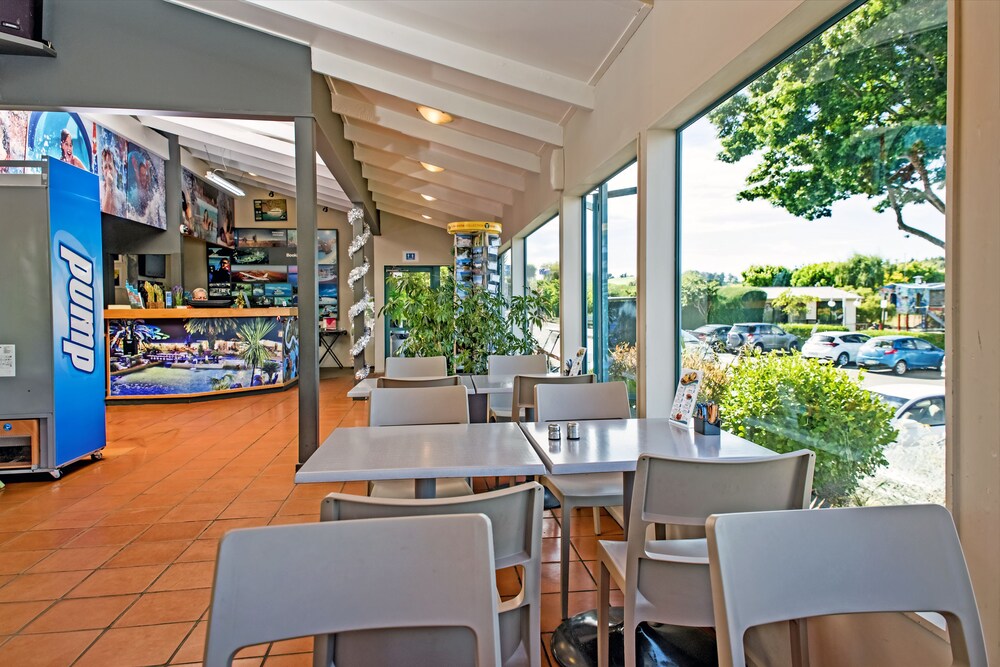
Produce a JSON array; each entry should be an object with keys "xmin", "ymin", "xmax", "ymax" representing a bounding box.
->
[{"xmin": 139, "ymin": 254, "xmax": 166, "ymax": 279}]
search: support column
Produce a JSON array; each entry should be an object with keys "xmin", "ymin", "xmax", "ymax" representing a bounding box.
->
[
  {"xmin": 295, "ymin": 116, "xmax": 319, "ymax": 465},
  {"xmin": 636, "ymin": 129, "xmax": 677, "ymax": 418},
  {"xmin": 511, "ymin": 236, "xmax": 526, "ymax": 298},
  {"xmin": 948, "ymin": 0, "xmax": 1000, "ymax": 659},
  {"xmin": 559, "ymin": 196, "xmax": 584, "ymax": 369}
]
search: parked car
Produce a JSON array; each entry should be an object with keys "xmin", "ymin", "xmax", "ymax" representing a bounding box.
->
[
  {"xmin": 868, "ymin": 384, "xmax": 946, "ymax": 448},
  {"xmin": 691, "ymin": 324, "xmax": 731, "ymax": 352},
  {"xmin": 682, "ymin": 329, "xmax": 715, "ymax": 359},
  {"xmin": 856, "ymin": 335, "xmax": 945, "ymax": 375},
  {"xmin": 727, "ymin": 323, "xmax": 799, "ymax": 353},
  {"xmin": 801, "ymin": 331, "xmax": 871, "ymax": 366}
]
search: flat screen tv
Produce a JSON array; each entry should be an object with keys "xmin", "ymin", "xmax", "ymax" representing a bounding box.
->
[{"xmin": 139, "ymin": 254, "xmax": 166, "ymax": 279}]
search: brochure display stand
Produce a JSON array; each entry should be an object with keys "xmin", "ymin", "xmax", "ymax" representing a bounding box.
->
[
  {"xmin": 0, "ymin": 158, "xmax": 106, "ymax": 477},
  {"xmin": 447, "ymin": 221, "xmax": 502, "ymax": 298}
]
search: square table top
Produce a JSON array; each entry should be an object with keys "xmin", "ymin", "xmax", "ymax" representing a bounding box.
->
[
  {"xmin": 468, "ymin": 373, "xmax": 563, "ymax": 395},
  {"xmin": 346, "ymin": 375, "xmax": 476, "ymax": 399},
  {"xmin": 518, "ymin": 418, "xmax": 774, "ymax": 475},
  {"xmin": 294, "ymin": 422, "xmax": 547, "ymax": 484}
]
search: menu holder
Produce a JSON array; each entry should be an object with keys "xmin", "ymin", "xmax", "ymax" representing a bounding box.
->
[{"xmin": 669, "ymin": 368, "xmax": 703, "ymax": 425}]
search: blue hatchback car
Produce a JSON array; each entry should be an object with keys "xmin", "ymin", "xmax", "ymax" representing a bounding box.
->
[{"xmin": 856, "ymin": 335, "xmax": 945, "ymax": 375}]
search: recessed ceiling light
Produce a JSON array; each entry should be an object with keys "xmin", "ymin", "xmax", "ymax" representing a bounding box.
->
[
  {"xmin": 247, "ymin": 172, "xmax": 258, "ymax": 177},
  {"xmin": 421, "ymin": 214, "xmax": 432, "ymax": 220},
  {"xmin": 420, "ymin": 194, "xmax": 437, "ymax": 201},
  {"xmin": 420, "ymin": 162, "xmax": 444, "ymax": 173},
  {"xmin": 416, "ymin": 105, "xmax": 454, "ymax": 125}
]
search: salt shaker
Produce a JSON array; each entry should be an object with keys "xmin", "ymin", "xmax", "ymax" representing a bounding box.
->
[
  {"xmin": 566, "ymin": 421, "xmax": 580, "ymax": 439},
  {"xmin": 548, "ymin": 423, "xmax": 561, "ymax": 440}
]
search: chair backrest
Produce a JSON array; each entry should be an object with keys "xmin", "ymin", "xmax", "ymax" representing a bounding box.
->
[
  {"xmin": 203, "ymin": 515, "xmax": 501, "ymax": 667},
  {"xmin": 707, "ymin": 505, "xmax": 988, "ymax": 667},
  {"xmin": 488, "ymin": 354, "xmax": 548, "ymax": 377},
  {"xmin": 369, "ymin": 386, "xmax": 469, "ymax": 426},
  {"xmin": 511, "ymin": 373, "xmax": 596, "ymax": 423},
  {"xmin": 534, "ymin": 380, "xmax": 630, "ymax": 422},
  {"xmin": 376, "ymin": 375, "xmax": 460, "ymax": 388},
  {"xmin": 384, "ymin": 355, "xmax": 448, "ymax": 378},
  {"xmin": 321, "ymin": 483, "xmax": 544, "ymax": 665},
  {"xmin": 625, "ymin": 451, "xmax": 815, "ymax": 628}
]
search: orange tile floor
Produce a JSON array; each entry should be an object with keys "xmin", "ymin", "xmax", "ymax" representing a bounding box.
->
[{"xmin": 0, "ymin": 372, "xmax": 624, "ymax": 666}]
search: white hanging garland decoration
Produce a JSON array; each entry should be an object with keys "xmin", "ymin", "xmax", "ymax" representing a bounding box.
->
[{"xmin": 347, "ymin": 206, "xmax": 372, "ymax": 380}]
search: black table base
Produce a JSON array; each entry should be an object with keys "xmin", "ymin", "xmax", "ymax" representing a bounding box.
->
[{"xmin": 551, "ymin": 608, "xmax": 718, "ymax": 667}]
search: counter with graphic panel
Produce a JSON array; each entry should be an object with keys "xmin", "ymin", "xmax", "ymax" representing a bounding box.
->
[{"xmin": 104, "ymin": 308, "xmax": 299, "ymax": 400}]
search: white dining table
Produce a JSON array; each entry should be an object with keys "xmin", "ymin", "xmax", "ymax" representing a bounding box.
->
[
  {"xmin": 467, "ymin": 372, "xmax": 563, "ymax": 394},
  {"xmin": 518, "ymin": 417, "xmax": 775, "ymax": 527},
  {"xmin": 346, "ymin": 375, "xmax": 476, "ymax": 399},
  {"xmin": 294, "ymin": 422, "xmax": 547, "ymax": 498}
]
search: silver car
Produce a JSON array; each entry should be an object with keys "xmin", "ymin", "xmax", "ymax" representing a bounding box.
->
[{"xmin": 727, "ymin": 323, "xmax": 799, "ymax": 353}]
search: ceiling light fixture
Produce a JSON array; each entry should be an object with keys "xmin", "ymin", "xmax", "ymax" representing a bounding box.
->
[
  {"xmin": 416, "ymin": 105, "xmax": 454, "ymax": 125},
  {"xmin": 247, "ymin": 171, "xmax": 258, "ymax": 177},
  {"xmin": 420, "ymin": 194, "xmax": 437, "ymax": 201},
  {"xmin": 420, "ymin": 162, "xmax": 444, "ymax": 173},
  {"xmin": 421, "ymin": 214, "xmax": 432, "ymax": 220},
  {"xmin": 204, "ymin": 170, "xmax": 246, "ymax": 197}
]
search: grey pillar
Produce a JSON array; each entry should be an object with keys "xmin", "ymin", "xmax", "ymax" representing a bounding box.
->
[
  {"xmin": 165, "ymin": 132, "xmax": 183, "ymax": 288},
  {"xmin": 296, "ymin": 116, "xmax": 320, "ymax": 465}
]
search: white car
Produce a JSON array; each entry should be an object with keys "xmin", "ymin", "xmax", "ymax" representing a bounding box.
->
[
  {"xmin": 868, "ymin": 384, "xmax": 946, "ymax": 448},
  {"xmin": 801, "ymin": 331, "xmax": 871, "ymax": 366}
]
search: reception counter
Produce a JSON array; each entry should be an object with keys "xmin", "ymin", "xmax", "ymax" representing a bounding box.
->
[{"xmin": 104, "ymin": 308, "xmax": 299, "ymax": 401}]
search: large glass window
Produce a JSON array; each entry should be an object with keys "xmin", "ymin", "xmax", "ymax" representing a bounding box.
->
[
  {"xmin": 584, "ymin": 161, "xmax": 638, "ymax": 409},
  {"xmin": 678, "ymin": 0, "xmax": 947, "ymax": 507},
  {"xmin": 499, "ymin": 248, "xmax": 512, "ymax": 303},
  {"xmin": 524, "ymin": 216, "xmax": 560, "ymax": 368}
]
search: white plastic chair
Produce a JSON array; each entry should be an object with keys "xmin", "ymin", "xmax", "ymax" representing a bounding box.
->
[
  {"xmin": 384, "ymin": 355, "xmax": 448, "ymax": 378},
  {"xmin": 203, "ymin": 515, "xmax": 501, "ymax": 667},
  {"xmin": 707, "ymin": 504, "xmax": 988, "ymax": 667},
  {"xmin": 376, "ymin": 375, "xmax": 460, "ymax": 388},
  {"xmin": 534, "ymin": 380, "xmax": 632, "ymax": 620},
  {"xmin": 320, "ymin": 482, "xmax": 544, "ymax": 667},
  {"xmin": 487, "ymin": 354, "xmax": 548, "ymax": 422},
  {"xmin": 368, "ymin": 385, "xmax": 473, "ymax": 498},
  {"xmin": 597, "ymin": 450, "xmax": 815, "ymax": 667}
]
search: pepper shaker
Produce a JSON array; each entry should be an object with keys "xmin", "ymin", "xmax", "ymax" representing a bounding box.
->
[
  {"xmin": 566, "ymin": 421, "xmax": 580, "ymax": 439},
  {"xmin": 548, "ymin": 423, "xmax": 562, "ymax": 440}
]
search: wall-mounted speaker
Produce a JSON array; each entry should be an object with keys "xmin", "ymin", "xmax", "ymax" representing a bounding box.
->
[
  {"xmin": 0, "ymin": 0, "xmax": 43, "ymax": 41},
  {"xmin": 549, "ymin": 148, "xmax": 565, "ymax": 192}
]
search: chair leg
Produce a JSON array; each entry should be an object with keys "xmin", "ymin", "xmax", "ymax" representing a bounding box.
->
[
  {"xmin": 597, "ymin": 561, "xmax": 611, "ymax": 667},
  {"xmin": 593, "ymin": 507, "xmax": 602, "ymax": 535},
  {"xmin": 560, "ymin": 501, "xmax": 573, "ymax": 620},
  {"xmin": 527, "ymin": 594, "xmax": 542, "ymax": 667},
  {"xmin": 623, "ymin": 616, "xmax": 637, "ymax": 667}
]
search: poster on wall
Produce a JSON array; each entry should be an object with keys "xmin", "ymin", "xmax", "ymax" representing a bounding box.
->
[
  {"xmin": 26, "ymin": 111, "xmax": 92, "ymax": 172},
  {"xmin": 207, "ymin": 245, "xmax": 234, "ymax": 299},
  {"xmin": 181, "ymin": 168, "xmax": 235, "ymax": 248},
  {"xmin": 235, "ymin": 228, "xmax": 286, "ymax": 247},
  {"xmin": 231, "ymin": 264, "xmax": 288, "ymax": 283},
  {"xmin": 125, "ymin": 142, "xmax": 166, "ymax": 230},
  {"xmin": 253, "ymin": 198, "xmax": 288, "ymax": 222},
  {"xmin": 317, "ymin": 229, "xmax": 337, "ymax": 264},
  {"xmin": 96, "ymin": 125, "xmax": 127, "ymax": 217},
  {"xmin": 0, "ymin": 111, "xmax": 29, "ymax": 172}
]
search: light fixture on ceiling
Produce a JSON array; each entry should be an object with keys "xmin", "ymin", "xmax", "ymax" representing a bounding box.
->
[
  {"xmin": 268, "ymin": 191, "xmax": 275, "ymax": 197},
  {"xmin": 420, "ymin": 162, "xmax": 444, "ymax": 173},
  {"xmin": 323, "ymin": 207, "xmax": 329, "ymax": 213},
  {"xmin": 421, "ymin": 214, "xmax": 432, "ymax": 220},
  {"xmin": 247, "ymin": 171, "xmax": 258, "ymax": 177},
  {"xmin": 204, "ymin": 170, "xmax": 246, "ymax": 197},
  {"xmin": 416, "ymin": 105, "xmax": 454, "ymax": 125},
  {"xmin": 420, "ymin": 194, "xmax": 437, "ymax": 201}
]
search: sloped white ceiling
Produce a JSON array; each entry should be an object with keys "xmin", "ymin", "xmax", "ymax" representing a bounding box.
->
[{"xmin": 164, "ymin": 0, "xmax": 652, "ymax": 226}]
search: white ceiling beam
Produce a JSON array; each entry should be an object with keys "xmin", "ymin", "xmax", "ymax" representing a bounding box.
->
[
  {"xmin": 342, "ymin": 122, "xmax": 525, "ymax": 191},
  {"xmin": 375, "ymin": 204, "xmax": 452, "ymax": 230},
  {"xmin": 243, "ymin": 0, "xmax": 595, "ymax": 109},
  {"xmin": 353, "ymin": 146, "xmax": 514, "ymax": 205},
  {"xmin": 313, "ymin": 52, "xmax": 563, "ymax": 145},
  {"xmin": 231, "ymin": 172, "xmax": 352, "ymax": 211},
  {"xmin": 185, "ymin": 145, "xmax": 343, "ymax": 194},
  {"xmin": 363, "ymin": 164, "xmax": 504, "ymax": 218},
  {"xmin": 331, "ymin": 93, "xmax": 541, "ymax": 172},
  {"xmin": 370, "ymin": 187, "xmax": 498, "ymax": 222},
  {"xmin": 81, "ymin": 114, "xmax": 171, "ymax": 160}
]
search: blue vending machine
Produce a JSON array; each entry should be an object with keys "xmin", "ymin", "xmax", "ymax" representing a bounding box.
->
[{"xmin": 0, "ymin": 157, "xmax": 105, "ymax": 478}]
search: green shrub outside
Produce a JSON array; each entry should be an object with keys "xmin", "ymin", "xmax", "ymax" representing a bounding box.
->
[
  {"xmin": 779, "ymin": 324, "xmax": 945, "ymax": 349},
  {"xmin": 682, "ymin": 285, "xmax": 767, "ymax": 328},
  {"xmin": 720, "ymin": 352, "xmax": 896, "ymax": 505}
]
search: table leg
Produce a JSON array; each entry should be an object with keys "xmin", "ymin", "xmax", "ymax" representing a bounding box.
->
[{"xmin": 414, "ymin": 478, "xmax": 436, "ymax": 499}]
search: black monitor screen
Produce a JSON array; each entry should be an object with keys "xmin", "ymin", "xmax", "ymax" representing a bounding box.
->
[{"xmin": 139, "ymin": 254, "xmax": 166, "ymax": 278}]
